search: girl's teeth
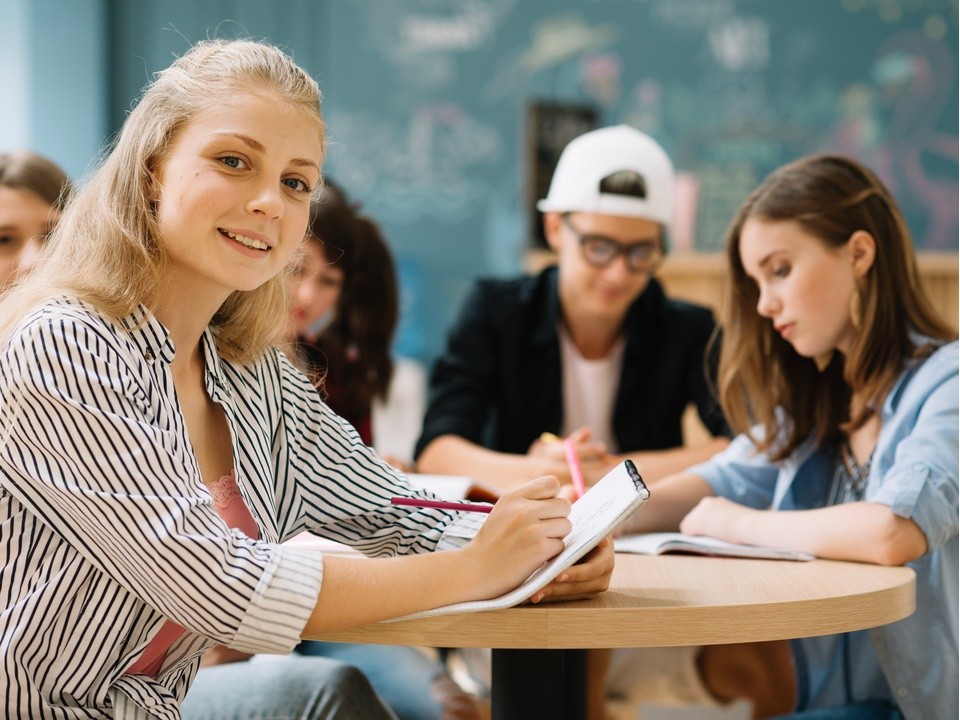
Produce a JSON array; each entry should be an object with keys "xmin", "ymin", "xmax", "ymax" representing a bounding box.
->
[{"xmin": 225, "ymin": 230, "xmax": 267, "ymax": 250}]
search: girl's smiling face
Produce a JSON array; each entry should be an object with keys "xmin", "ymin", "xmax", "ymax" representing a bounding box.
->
[
  {"xmin": 152, "ymin": 90, "xmax": 323, "ymax": 308},
  {"xmin": 739, "ymin": 217, "xmax": 871, "ymax": 358}
]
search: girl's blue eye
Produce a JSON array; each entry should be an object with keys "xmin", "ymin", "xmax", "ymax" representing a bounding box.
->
[
  {"xmin": 220, "ymin": 156, "xmax": 244, "ymax": 169},
  {"xmin": 773, "ymin": 265, "xmax": 790, "ymax": 278},
  {"xmin": 284, "ymin": 178, "xmax": 310, "ymax": 193}
]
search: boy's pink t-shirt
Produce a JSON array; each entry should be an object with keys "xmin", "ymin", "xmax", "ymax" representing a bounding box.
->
[{"xmin": 125, "ymin": 473, "xmax": 259, "ymax": 677}]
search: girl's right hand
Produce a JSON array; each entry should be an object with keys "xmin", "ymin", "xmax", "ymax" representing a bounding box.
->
[{"xmin": 463, "ymin": 475, "xmax": 572, "ymax": 600}]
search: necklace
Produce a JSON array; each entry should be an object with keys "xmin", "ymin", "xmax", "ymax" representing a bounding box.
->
[{"xmin": 839, "ymin": 441, "xmax": 872, "ymax": 501}]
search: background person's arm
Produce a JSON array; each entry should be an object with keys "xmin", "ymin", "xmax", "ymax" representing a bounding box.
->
[{"xmin": 417, "ymin": 434, "xmax": 571, "ymax": 490}]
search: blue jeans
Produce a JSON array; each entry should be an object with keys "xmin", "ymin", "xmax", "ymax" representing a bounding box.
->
[
  {"xmin": 772, "ymin": 701, "xmax": 904, "ymax": 720},
  {"xmin": 181, "ymin": 654, "xmax": 397, "ymax": 720},
  {"xmin": 296, "ymin": 641, "xmax": 442, "ymax": 720}
]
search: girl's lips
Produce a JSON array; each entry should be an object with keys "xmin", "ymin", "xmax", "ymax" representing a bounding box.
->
[
  {"xmin": 776, "ymin": 322, "xmax": 795, "ymax": 338},
  {"xmin": 220, "ymin": 229, "xmax": 272, "ymax": 259},
  {"xmin": 219, "ymin": 227, "xmax": 273, "ymax": 249}
]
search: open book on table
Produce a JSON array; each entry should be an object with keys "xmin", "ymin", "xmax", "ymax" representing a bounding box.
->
[
  {"xmin": 614, "ymin": 532, "xmax": 815, "ymax": 561},
  {"xmin": 388, "ymin": 459, "xmax": 651, "ymax": 621}
]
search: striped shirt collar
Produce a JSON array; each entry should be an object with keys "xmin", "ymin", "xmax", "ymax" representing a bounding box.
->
[{"xmin": 116, "ymin": 302, "xmax": 230, "ymax": 393}]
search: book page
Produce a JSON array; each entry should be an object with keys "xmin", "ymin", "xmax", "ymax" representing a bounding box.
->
[
  {"xmin": 387, "ymin": 460, "xmax": 651, "ymax": 621},
  {"xmin": 615, "ymin": 532, "xmax": 814, "ymax": 561}
]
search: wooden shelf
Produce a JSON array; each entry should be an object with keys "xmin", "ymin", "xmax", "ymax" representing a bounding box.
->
[{"xmin": 525, "ymin": 250, "xmax": 958, "ymax": 332}]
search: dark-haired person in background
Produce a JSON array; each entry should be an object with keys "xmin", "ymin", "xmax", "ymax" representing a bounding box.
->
[
  {"xmin": 414, "ymin": 125, "xmax": 731, "ymax": 716},
  {"xmin": 416, "ymin": 124, "xmax": 729, "ymax": 491},
  {"xmin": 291, "ymin": 181, "xmax": 483, "ymax": 720}
]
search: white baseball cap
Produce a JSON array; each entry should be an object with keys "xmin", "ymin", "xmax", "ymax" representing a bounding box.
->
[{"xmin": 536, "ymin": 124, "xmax": 675, "ymax": 226}]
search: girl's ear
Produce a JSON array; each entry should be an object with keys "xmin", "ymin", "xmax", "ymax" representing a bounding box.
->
[
  {"xmin": 848, "ymin": 230, "xmax": 876, "ymax": 279},
  {"xmin": 146, "ymin": 155, "xmax": 166, "ymax": 205},
  {"xmin": 542, "ymin": 212, "xmax": 564, "ymax": 252},
  {"xmin": 146, "ymin": 173, "xmax": 160, "ymax": 206}
]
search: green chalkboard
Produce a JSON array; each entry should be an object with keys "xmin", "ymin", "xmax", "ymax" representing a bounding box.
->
[{"xmin": 108, "ymin": 0, "xmax": 958, "ymax": 362}]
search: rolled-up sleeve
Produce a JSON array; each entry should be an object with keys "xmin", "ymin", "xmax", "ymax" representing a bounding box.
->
[
  {"xmin": 234, "ymin": 545, "xmax": 324, "ymax": 653},
  {"xmin": 869, "ymin": 351, "xmax": 959, "ymax": 551}
]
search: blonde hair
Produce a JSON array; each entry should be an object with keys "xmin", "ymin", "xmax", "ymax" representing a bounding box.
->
[{"xmin": 0, "ymin": 39, "xmax": 325, "ymax": 365}]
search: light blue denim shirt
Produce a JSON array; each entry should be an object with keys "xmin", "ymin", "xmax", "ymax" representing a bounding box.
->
[{"xmin": 687, "ymin": 341, "xmax": 958, "ymax": 720}]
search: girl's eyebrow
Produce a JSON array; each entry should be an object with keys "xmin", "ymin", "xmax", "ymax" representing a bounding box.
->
[
  {"xmin": 211, "ymin": 132, "xmax": 265, "ymax": 152},
  {"xmin": 756, "ymin": 247, "xmax": 790, "ymax": 269},
  {"xmin": 211, "ymin": 132, "xmax": 320, "ymax": 172},
  {"xmin": 757, "ymin": 253, "xmax": 775, "ymax": 269}
]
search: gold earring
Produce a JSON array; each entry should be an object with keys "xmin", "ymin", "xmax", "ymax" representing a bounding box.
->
[
  {"xmin": 850, "ymin": 289, "xmax": 862, "ymax": 330},
  {"xmin": 814, "ymin": 351, "xmax": 834, "ymax": 372}
]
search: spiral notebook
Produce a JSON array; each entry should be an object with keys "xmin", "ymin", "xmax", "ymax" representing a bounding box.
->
[{"xmin": 388, "ymin": 459, "xmax": 650, "ymax": 621}]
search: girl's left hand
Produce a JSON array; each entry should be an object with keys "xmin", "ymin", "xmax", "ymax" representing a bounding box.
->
[
  {"xmin": 679, "ymin": 496, "xmax": 753, "ymax": 541},
  {"xmin": 527, "ymin": 536, "xmax": 615, "ymax": 604}
]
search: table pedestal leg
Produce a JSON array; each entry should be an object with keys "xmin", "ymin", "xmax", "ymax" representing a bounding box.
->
[{"xmin": 491, "ymin": 649, "xmax": 587, "ymax": 720}]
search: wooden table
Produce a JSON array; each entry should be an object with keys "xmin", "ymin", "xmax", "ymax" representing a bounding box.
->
[{"xmin": 308, "ymin": 553, "xmax": 916, "ymax": 719}]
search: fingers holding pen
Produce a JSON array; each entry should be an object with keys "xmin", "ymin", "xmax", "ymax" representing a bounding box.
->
[
  {"xmin": 467, "ymin": 475, "xmax": 572, "ymax": 598},
  {"xmin": 496, "ymin": 475, "xmax": 572, "ymax": 537}
]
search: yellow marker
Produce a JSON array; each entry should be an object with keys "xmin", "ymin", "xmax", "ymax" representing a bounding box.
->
[{"xmin": 539, "ymin": 432, "xmax": 561, "ymax": 443}]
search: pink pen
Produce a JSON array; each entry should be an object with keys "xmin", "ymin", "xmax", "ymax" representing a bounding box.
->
[
  {"xmin": 563, "ymin": 437, "xmax": 586, "ymax": 499},
  {"xmin": 390, "ymin": 497, "xmax": 493, "ymax": 514}
]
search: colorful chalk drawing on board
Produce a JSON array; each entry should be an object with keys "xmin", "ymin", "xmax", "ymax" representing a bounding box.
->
[
  {"xmin": 482, "ymin": 14, "xmax": 619, "ymax": 103},
  {"xmin": 329, "ymin": 0, "xmax": 525, "ymax": 223},
  {"xmin": 322, "ymin": 0, "xmax": 957, "ymax": 257},
  {"xmin": 872, "ymin": 30, "xmax": 958, "ymax": 249},
  {"xmin": 326, "ymin": 104, "xmax": 503, "ymax": 224},
  {"xmin": 353, "ymin": 0, "xmax": 519, "ymax": 92}
]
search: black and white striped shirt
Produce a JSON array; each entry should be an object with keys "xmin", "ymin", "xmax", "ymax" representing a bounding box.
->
[{"xmin": 0, "ymin": 297, "xmax": 476, "ymax": 719}]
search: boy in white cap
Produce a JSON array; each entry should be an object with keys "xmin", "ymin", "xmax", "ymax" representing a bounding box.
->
[{"xmin": 415, "ymin": 124, "xmax": 729, "ymax": 490}]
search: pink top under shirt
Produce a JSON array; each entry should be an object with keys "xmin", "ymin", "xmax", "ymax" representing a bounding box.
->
[{"xmin": 125, "ymin": 473, "xmax": 259, "ymax": 677}]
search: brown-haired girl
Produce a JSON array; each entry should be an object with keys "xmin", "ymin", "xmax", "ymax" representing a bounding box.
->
[{"xmin": 625, "ymin": 155, "xmax": 957, "ymax": 720}]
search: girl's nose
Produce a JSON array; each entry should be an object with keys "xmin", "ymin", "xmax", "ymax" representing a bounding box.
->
[
  {"xmin": 246, "ymin": 181, "xmax": 284, "ymax": 219},
  {"xmin": 756, "ymin": 285, "xmax": 778, "ymax": 318}
]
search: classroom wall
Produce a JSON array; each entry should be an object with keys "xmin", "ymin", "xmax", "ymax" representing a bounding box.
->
[
  {"xmin": 8, "ymin": 0, "xmax": 958, "ymax": 367},
  {"xmin": 0, "ymin": 0, "xmax": 31, "ymax": 152},
  {"xmin": 0, "ymin": 0, "xmax": 108, "ymax": 181}
]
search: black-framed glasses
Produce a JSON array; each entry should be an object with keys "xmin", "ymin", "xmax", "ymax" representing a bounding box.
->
[{"xmin": 562, "ymin": 215, "xmax": 662, "ymax": 273}]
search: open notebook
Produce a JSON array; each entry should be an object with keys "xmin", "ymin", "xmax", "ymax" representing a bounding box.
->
[{"xmin": 387, "ymin": 460, "xmax": 651, "ymax": 621}]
